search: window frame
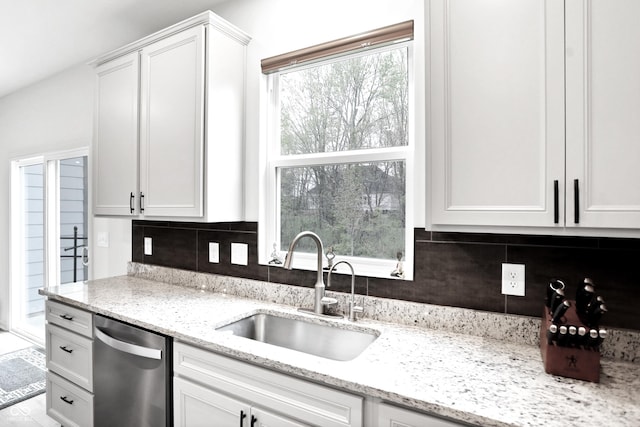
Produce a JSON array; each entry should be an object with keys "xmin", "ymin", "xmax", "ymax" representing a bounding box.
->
[{"xmin": 259, "ymin": 41, "xmax": 415, "ymax": 280}]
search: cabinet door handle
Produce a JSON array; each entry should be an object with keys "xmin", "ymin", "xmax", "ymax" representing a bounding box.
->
[
  {"xmin": 60, "ymin": 314, "xmax": 74, "ymax": 321},
  {"xmin": 574, "ymin": 179, "xmax": 580, "ymax": 224},
  {"xmin": 60, "ymin": 396, "xmax": 74, "ymax": 405},
  {"xmin": 240, "ymin": 410, "xmax": 247, "ymax": 427},
  {"xmin": 140, "ymin": 192, "xmax": 145, "ymax": 213},
  {"xmin": 251, "ymin": 415, "xmax": 257, "ymax": 427},
  {"xmin": 553, "ymin": 180, "xmax": 559, "ymax": 224},
  {"xmin": 59, "ymin": 345, "xmax": 73, "ymax": 354},
  {"xmin": 130, "ymin": 192, "xmax": 135, "ymax": 214}
]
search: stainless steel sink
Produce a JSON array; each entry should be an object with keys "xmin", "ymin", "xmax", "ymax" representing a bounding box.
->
[{"xmin": 216, "ymin": 313, "xmax": 379, "ymax": 361}]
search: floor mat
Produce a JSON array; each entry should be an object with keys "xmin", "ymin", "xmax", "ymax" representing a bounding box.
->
[{"xmin": 0, "ymin": 347, "xmax": 46, "ymax": 410}]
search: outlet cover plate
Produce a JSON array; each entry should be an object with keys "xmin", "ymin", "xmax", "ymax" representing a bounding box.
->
[
  {"xmin": 209, "ymin": 242, "xmax": 220, "ymax": 263},
  {"xmin": 231, "ymin": 242, "xmax": 248, "ymax": 266},
  {"xmin": 502, "ymin": 263, "xmax": 525, "ymax": 296}
]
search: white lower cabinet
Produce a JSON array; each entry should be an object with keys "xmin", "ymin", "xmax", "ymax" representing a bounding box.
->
[
  {"xmin": 44, "ymin": 300, "xmax": 94, "ymax": 427},
  {"xmin": 46, "ymin": 372, "xmax": 94, "ymax": 427},
  {"xmin": 173, "ymin": 342, "xmax": 363, "ymax": 427},
  {"xmin": 376, "ymin": 402, "xmax": 465, "ymax": 427}
]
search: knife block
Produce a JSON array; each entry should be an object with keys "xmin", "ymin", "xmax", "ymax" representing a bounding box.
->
[{"xmin": 539, "ymin": 300, "xmax": 600, "ymax": 383}]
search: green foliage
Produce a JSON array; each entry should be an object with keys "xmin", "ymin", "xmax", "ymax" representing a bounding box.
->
[{"xmin": 279, "ymin": 47, "xmax": 408, "ymax": 260}]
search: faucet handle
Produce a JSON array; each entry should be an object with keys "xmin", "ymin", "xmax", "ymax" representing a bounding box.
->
[
  {"xmin": 321, "ymin": 296, "xmax": 338, "ymax": 306},
  {"xmin": 349, "ymin": 301, "xmax": 364, "ymax": 321}
]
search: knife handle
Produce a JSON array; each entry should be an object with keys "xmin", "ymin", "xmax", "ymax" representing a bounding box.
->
[
  {"xmin": 551, "ymin": 300, "xmax": 571, "ymax": 323},
  {"xmin": 546, "ymin": 324, "xmax": 558, "ymax": 345},
  {"xmin": 549, "ymin": 288, "xmax": 565, "ymax": 314},
  {"xmin": 546, "ymin": 279, "xmax": 565, "ymax": 309}
]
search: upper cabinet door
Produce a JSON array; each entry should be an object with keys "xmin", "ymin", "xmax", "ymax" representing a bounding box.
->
[
  {"xmin": 566, "ymin": 0, "xmax": 640, "ymax": 229},
  {"xmin": 93, "ymin": 52, "xmax": 139, "ymax": 216},
  {"xmin": 430, "ymin": 0, "xmax": 565, "ymax": 227},
  {"xmin": 139, "ymin": 25, "xmax": 205, "ymax": 217}
]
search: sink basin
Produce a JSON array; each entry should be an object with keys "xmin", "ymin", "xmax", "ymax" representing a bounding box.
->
[{"xmin": 216, "ymin": 313, "xmax": 378, "ymax": 361}]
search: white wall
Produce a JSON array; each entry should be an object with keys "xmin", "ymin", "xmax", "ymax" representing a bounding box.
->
[{"xmin": 0, "ymin": 65, "xmax": 131, "ymax": 329}]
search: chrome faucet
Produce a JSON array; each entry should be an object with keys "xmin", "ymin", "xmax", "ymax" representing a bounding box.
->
[
  {"xmin": 283, "ymin": 231, "xmax": 335, "ymax": 315},
  {"xmin": 327, "ymin": 260, "xmax": 364, "ymax": 322}
]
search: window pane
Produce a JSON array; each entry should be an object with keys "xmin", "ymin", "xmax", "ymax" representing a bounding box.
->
[
  {"xmin": 60, "ymin": 156, "xmax": 88, "ymax": 284},
  {"xmin": 20, "ymin": 163, "xmax": 45, "ymax": 336},
  {"xmin": 280, "ymin": 161, "xmax": 405, "ymax": 261},
  {"xmin": 279, "ymin": 47, "xmax": 408, "ymax": 155}
]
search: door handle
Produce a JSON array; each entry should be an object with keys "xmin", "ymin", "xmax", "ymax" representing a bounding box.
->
[
  {"xmin": 94, "ymin": 327, "xmax": 162, "ymax": 360},
  {"xmin": 60, "ymin": 396, "xmax": 74, "ymax": 405},
  {"xmin": 553, "ymin": 180, "xmax": 559, "ymax": 224},
  {"xmin": 130, "ymin": 192, "xmax": 135, "ymax": 214},
  {"xmin": 240, "ymin": 410, "xmax": 247, "ymax": 427},
  {"xmin": 574, "ymin": 179, "xmax": 580, "ymax": 224},
  {"xmin": 251, "ymin": 415, "xmax": 257, "ymax": 427},
  {"xmin": 140, "ymin": 192, "xmax": 145, "ymax": 213},
  {"xmin": 59, "ymin": 345, "xmax": 73, "ymax": 354}
]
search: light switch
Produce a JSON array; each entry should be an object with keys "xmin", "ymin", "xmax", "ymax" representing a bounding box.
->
[
  {"xmin": 97, "ymin": 232, "xmax": 109, "ymax": 248},
  {"xmin": 209, "ymin": 242, "xmax": 220, "ymax": 263},
  {"xmin": 144, "ymin": 237, "xmax": 153, "ymax": 255},
  {"xmin": 231, "ymin": 243, "xmax": 248, "ymax": 266}
]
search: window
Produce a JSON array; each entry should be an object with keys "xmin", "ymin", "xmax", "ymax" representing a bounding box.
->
[{"xmin": 261, "ymin": 24, "xmax": 414, "ymax": 279}]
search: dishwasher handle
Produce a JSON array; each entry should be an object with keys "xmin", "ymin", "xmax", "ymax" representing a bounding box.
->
[{"xmin": 95, "ymin": 327, "xmax": 162, "ymax": 360}]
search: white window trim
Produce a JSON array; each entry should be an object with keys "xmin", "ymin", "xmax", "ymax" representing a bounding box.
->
[{"xmin": 258, "ymin": 43, "xmax": 415, "ymax": 280}]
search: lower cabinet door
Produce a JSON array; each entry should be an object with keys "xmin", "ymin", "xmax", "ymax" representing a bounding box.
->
[
  {"xmin": 174, "ymin": 377, "xmax": 250, "ymax": 427},
  {"xmin": 377, "ymin": 403, "xmax": 464, "ymax": 427},
  {"xmin": 46, "ymin": 372, "xmax": 94, "ymax": 427}
]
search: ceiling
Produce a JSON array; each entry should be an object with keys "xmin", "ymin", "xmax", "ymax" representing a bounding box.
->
[{"xmin": 0, "ymin": 0, "xmax": 228, "ymax": 99}]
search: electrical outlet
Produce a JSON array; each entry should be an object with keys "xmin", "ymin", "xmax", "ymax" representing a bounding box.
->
[
  {"xmin": 502, "ymin": 263, "xmax": 525, "ymax": 296},
  {"xmin": 209, "ymin": 242, "xmax": 220, "ymax": 263},
  {"xmin": 144, "ymin": 237, "xmax": 152, "ymax": 256}
]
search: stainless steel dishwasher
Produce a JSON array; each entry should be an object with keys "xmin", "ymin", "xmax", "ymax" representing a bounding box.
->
[{"xmin": 93, "ymin": 314, "xmax": 171, "ymax": 427}]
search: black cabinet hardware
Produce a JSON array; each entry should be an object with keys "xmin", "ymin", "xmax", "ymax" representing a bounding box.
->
[
  {"xmin": 59, "ymin": 345, "xmax": 73, "ymax": 354},
  {"xmin": 251, "ymin": 415, "xmax": 257, "ymax": 427},
  {"xmin": 574, "ymin": 179, "xmax": 580, "ymax": 223},
  {"xmin": 60, "ymin": 314, "xmax": 74, "ymax": 321},
  {"xmin": 60, "ymin": 396, "xmax": 74, "ymax": 405},
  {"xmin": 130, "ymin": 192, "xmax": 135, "ymax": 213},
  {"xmin": 240, "ymin": 410, "xmax": 246, "ymax": 426},
  {"xmin": 140, "ymin": 192, "xmax": 145, "ymax": 213},
  {"xmin": 553, "ymin": 180, "xmax": 559, "ymax": 224}
]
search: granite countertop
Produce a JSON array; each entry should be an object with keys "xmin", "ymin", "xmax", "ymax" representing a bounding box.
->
[{"xmin": 40, "ymin": 274, "xmax": 640, "ymax": 427}]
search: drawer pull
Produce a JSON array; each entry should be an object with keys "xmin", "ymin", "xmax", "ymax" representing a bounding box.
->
[
  {"xmin": 251, "ymin": 415, "xmax": 257, "ymax": 427},
  {"xmin": 240, "ymin": 410, "xmax": 247, "ymax": 426},
  {"xmin": 59, "ymin": 345, "xmax": 73, "ymax": 354},
  {"xmin": 60, "ymin": 314, "xmax": 74, "ymax": 321},
  {"xmin": 60, "ymin": 396, "xmax": 74, "ymax": 405}
]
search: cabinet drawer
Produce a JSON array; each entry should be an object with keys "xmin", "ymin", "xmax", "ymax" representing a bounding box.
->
[
  {"xmin": 46, "ymin": 371, "xmax": 94, "ymax": 427},
  {"xmin": 46, "ymin": 300, "xmax": 93, "ymax": 338},
  {"xmin": 174, "ymin": 342, "xmax": 363, "ymax": 427},
  {"xmin": 46, "ymin": 324, "xmax": 93, "ymax": 391}
]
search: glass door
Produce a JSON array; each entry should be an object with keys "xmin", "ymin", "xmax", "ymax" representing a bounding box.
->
[{"xmin": 10, "ymin": 150, "xmax": 89, "ymax": 344}]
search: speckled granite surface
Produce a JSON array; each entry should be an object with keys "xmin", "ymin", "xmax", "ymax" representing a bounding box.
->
[{"xmin": 40, "ymin": 270, "xmax": 640, "ymax": 427}]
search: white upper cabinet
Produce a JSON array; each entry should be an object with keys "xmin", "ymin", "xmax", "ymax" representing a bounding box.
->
[
  {"xmin": 139, "ymin": 26, "xmax": 205, "ymax": 217},
  {"xmin": 93, "ymin": 52, "xmax": 139, "ymax": 216},
  {"xmin": 430, "ymin": 0, "xmax": 640, "ymax": 231},
  {"xmin": 430, "ymin": 0, "xmax": 565, "ymax": 227},
  {"xmin": 565, "ymin": 0, "xmax": 640, "ymax": 229},
  {"xmin": 92, "ymin": 11, "xmax": 250, "ymax": 220}
]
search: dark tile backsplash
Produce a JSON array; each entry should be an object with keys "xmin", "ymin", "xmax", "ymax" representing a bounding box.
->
[{"xmin": 132, "ymin": 221, "xmax": 640, "ymax": 331}]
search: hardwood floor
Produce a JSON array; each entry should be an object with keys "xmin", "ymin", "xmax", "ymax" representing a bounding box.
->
[{"xmin": 0, "ymin": 332, "xmax": 60, "ymax": 427}]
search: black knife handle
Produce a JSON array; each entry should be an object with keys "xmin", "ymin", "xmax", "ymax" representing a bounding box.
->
[
  {"xmin": 553, "ymin": 180, "xmax": 559, "ymax": 224},
  {"xmin": 574, "ymin": 179, "xmax": 580, "ymax": 224}
]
